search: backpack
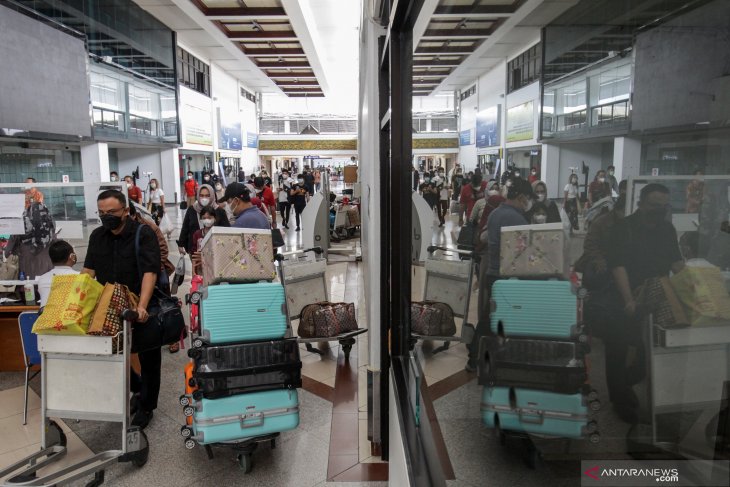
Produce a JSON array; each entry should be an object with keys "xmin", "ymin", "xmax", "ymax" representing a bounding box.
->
[{"xmin": 22, "ymin": 203, "xmax": 55, "ymax": 248}]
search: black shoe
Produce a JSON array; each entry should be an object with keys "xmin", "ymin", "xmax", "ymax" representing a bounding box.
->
[
  {"xmin": 465, "ymin": 359, "xmax": 477, "ymax": 373},
  {"xmin": 131, "ymin": 409, "xmax": 153, "ymax": 430},
  {"xmin": 295, "ymin": 227, "xmax": 300, "ymax": 232},
  {"xmin": 284, "ymin": 224, "xmax": 289, "ymax": 229}
]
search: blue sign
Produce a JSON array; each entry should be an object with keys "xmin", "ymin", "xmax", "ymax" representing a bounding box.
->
[
  {"xmin": 459, "ymin": 129, "xmax": 473, "ymax": 146},
  {"xmin": 246, "ymin": 132, "xmax": 258, "ymax": 148},
  {"xmin": 476, "ymin": 105, "xmax": 500, "ymax": 148},
  {"xmin": 218, "ymin": 110, "xmax": 242, "ymax": 150}
]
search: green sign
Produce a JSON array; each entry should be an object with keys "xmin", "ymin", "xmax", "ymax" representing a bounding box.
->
[{"xmin": 506, "ymin": 101, "xmax": 534, "ymax": 142}]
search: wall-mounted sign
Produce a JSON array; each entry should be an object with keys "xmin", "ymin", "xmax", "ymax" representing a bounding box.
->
[
  {"xmin": 506, "ymin": 101, "xmax": 535, "ymax": 142},
  {"xmin": 459, "ymin": 129, "xmax": 474, "ymax": 146},
  {"xmin": 183, "ymin": 104, "xmax": 213, "ymax": 146},
  {"xmin": 61, "ymin": 175, "xmax": 69, "ymax": 183},
  {"xmin": 246, "ymin": 132, "xmax": 258, "ymax": 149},
  {"xmin": 218, "ymin": 109, "xmax": 242, "ymax": 151},
  {"xmin": 476, "ymin": 105, "xmax": 500, "ymax": 148}
]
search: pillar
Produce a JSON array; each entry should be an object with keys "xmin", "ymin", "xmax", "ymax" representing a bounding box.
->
[
  {"xmin": 160, "ymin": 147, "xmax": 181, "ymax": 205},
  {"xmin": 80, "ymin": 142, "xmax": 109, "ymax": 220},
  {"xmin": 613, "ymin": 137, "xmax": 642, "ymax": 182},
  {"xmin": 541, "ymin": 142, "xmax": 561, "ymax": 198}
]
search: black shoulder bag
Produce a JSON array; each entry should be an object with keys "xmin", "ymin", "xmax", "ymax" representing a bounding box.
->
[{"xmin": 131, "ymin": 224, "xmax": 187, "ymax": 353}]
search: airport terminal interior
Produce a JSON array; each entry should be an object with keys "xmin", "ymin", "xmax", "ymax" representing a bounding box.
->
[{"xmin": 1, "ymin": 0, "xmax": 730, "ymax": 486}]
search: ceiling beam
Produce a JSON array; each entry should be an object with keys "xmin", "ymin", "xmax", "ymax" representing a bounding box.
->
[
  {"xmin": 286, "ymin": 93, "xmax": 325, "ymax": 97},
  {"xmin": 273, "ymin": 79, "xmax": 319, "ymax": 86},
  {"xmin": 255, "ymin": 59, "xmax": 311, "ymax": 68},
  {"xmin": 415, "ymin": 46, "xmax": 477, "ymax": 55},
  {"xmin": 266, "ymin": 72, "xmax": 316, "ymax": 78},
  {"xmin": 422, "ymin": 29, "xmax": 492, "ymax": 38},
  {"xmin": 225, "ymin": 30, "xmax": 297, "ymax": 40},
  {"xmin": 239, "ymin": 46, "xmax": 305, "ymax": 56},
  {"xmin": 190, "ymin": 0, "xmax": 288, "ymax": 19},
  {"xmin": 433, "ymin": 4, "xmax": 519, "ymax": 15},
  {"xmin": 414, "ymin": 58, "xmax": 462, "ymax": 67},
  {"xmin": 282, "ymin": 88, "xmax": 324, "ymax": 94}
]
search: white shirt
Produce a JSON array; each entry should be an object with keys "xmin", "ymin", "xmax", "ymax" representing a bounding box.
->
[
  {"xmin": 278, "ymin": 188, "xmax": 289, "ymax": 203},
  {"xmin": 440, "ymin": 187, "xmax": 449, "ymax": 201},
  {"xmin": 564, "ymin": 183, "xmax": 578, "ymax": 199},
  {"xmin": 37, "ymin": 266, "xmax": 79, "ymax": 307},
  {"xmin": 148, "ymin": 188, "xmax": 164, "ymax": 204}
]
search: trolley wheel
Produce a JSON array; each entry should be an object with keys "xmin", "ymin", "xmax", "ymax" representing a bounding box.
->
[
  {"xmin": 190, "ymin": 292, "xmax": 201, "ymax": 305},
  {"xmin": 589, "ymin": 400, "xmax": 601, "ymax": 412},
  {"xmin": 187, "ymin": 348, "xmax": 201, "ymax": 360},
  {"xmin": 587, "ymin": 389, "xmax": 599, "ymax": 402},
  {"xmin": 47, "ymin": 420, "xmax": 67, "ymax": 448},
  {"xmin": 183, "ymin": 406, "xmax": 195, "ymax": 417},
  {"xmin": 184, "ymin": 439, "xmax": 196, "ymax": 450},
  {"xmin": 193, "ymin": 338, "xmax": 204, "ymax": 349},
  {"xmin": 180, "ymin": 426, "xmax": 193, "ymax": 439},
  {"xmin": 179, "ymin": 395, "xmax": 190, "ymax": 407},
  {"xmin": 237, "ymin": 453, "xmax": 253, "ymax": 474},
  {"xmin": 131, "ymin": 438, "xmax": 149, "ymax": 468},
  {"xmin": 586, "ymin": 420, "xmax": 599, "ymax": 434},
  {"xmin": 578, "ymin": 334, "xmax": 589, "ymax": 344},
  {"xmin": 343, "ymin": 344, "xmax": 352, "ymax": 362},
  {"xmin": 589, "ymin": 432, "xmax": 601, "ymax": 444},
  {"xmin": 188, "ymin": 377, "xmax": 197, "ymax": 388},
  {"xmin": 84, "ymin": 470, "xmax": 105, "ymax": 487},
  {"xmin": 576, "ymin": 287, "xmax": 588, "ymax": 299},
  {"xmin": 192, "ymin": 390, "xmax": 203, "ymax": 401}
]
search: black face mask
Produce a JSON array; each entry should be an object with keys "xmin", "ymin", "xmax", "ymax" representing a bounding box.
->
[{"xmin": 100, "ymin": 214, "xmax": 123, "ymax": 231}]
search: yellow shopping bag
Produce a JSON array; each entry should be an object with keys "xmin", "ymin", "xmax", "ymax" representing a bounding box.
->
[
  {"xmin": 670, "ymin": 266, "xmax": 730, "ymax": 326},
  {"xmin": 33, "ymin": 274, "xmax": 104, "ymax": 335}
]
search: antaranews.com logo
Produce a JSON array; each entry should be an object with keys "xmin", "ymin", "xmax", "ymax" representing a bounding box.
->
[{"xmin": 580, "ymin": 460, "xmax": 729, "ymax": 487}]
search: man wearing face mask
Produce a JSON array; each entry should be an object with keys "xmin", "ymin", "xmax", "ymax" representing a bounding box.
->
[
  {"xmin": 466, "ymin": 178, "xmax": 533, "ymax": 371},
  {"xmin": 83, "ymin": 190, "xmax": 161, "ymax": 429},
  {"xmin": 606, "ymin": 165, "xmax": 619, "ymax": 195},
  {"xmin": 605, "ymin": 184, "xmax": 684, "ymax": 423},
  {"xmin": 124, "ymin": 175, "xmax": 143, "ymax": 205},
  {"xmin": 218, "ymin": 182, "xmax": 270, "ymax": 230},
  {"xmin": 254, "ymin": 176, "xmax": 277, "ymax": 229},
  {"xmin": 289, "ymin": 175, "xmax": 309, "ymax": 231},
  {"xmin": 184, "ymin": 171, "xmax": 198, "ymax": 208},
  {"xmin": 110, "ymin": 171, "xmax": 119, "ymax": 182}
]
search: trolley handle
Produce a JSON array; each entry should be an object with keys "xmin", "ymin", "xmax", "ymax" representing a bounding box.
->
[
  {"xmin": 427, "ymin": 245, "xmax": 473, "ymax": 257},
  {"xmin": 121, "ymin": 309, "xmax": 139, "ymax": 322}
]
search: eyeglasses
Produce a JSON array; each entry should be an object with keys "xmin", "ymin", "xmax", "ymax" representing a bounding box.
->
[{"xmin": 98, "ymin": 208, "xmax": 125, "ymax": 217}]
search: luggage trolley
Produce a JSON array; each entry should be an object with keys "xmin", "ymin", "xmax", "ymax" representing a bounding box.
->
[
  {"xmin": 413, "ymin": 245, "xmax": 476, "ymax": 354},
  {"xmin": 180, "ymin": 255, "xmax": 297, "ymax": 474},
  {"xmin": 281, "ymin": 247, "xmax": 367, "ymax": 361},
  {"xmin": 0, "ymin": 311, "xmax": 149, "ymax": 487}
]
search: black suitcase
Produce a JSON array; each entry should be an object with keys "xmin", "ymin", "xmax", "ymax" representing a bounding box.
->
[
  {"xmin": 188, "ymin": 338, "xmax": 302, "ymax": 399},
  {"xmin": 478, "ymin": 335, "xmax": 589, "ymax": 394}
]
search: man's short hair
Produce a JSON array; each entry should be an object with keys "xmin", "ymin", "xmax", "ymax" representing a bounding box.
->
[
  {"xmin": 618, "ymin": 179, "xmax": 628, "ymax": 193},
  {"xmin": 254, "ymin": 176, "xmax": 265, "ymax": 188},
  {"xmin": 49, "ymin": 240, "xmax": 74, "ymax": 265},
  {"xmin": 507, "ymin": 178, "xmax": 534, "ymax": 200},
  {"xmin": 97, "ymin": 189, "xmax": 128, "ymax": 207},
  {"xmin": 639, "ymin": 183, "xmax": 670, "ymax": 202},
  {"xmin": 110, "ymin": 171, "xmax": 118, "ymax": 176},
  {"xmin": 26, "ymin": 177, "xmax": 36, "ymax": 183},
  {"xmin": 123, "ymin": 175, "xmax": 133, "ymax": 181}
]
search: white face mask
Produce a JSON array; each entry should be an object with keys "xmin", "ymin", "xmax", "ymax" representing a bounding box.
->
[
  {"xmin": 126, "ymin": 183, "xmax": 132, "ymax": 189},
  {"xmin": 187, "ymin": 175, "xmax": 193, "ymax": 180},
  {"xmin": 298, "ymin": 179, "xmax": 304, "ymax": 184},
  {"xmin": 215, "ymin": 184, "xmax": 222, "ymax": 190},
  {"xmin": 150, "ymin": 184, "xmax": 157, "ymax": 189},
  {"xmin": 514, "ymin": 171, "xmax": 521, "ymax": 178},
  {"xmin": 204, "ymin": 177, "xmax": 210, "ymax": 182},
  {"xmin": 505, "ymin": 180, "xmax": 513, "ymax": 187},
  {"xmin": 488, "ymin": 190, "xmax": 499, "ymax": 196},
  {"xmin": 199, "ymin": 197, "xmax": 210, "ymax": 206},
  {"xmin": 570, "ymin": 179, "xmax": 578, "ymax": 185},
  {"xmin": 598, "ymin": 177, "xmax": 606, "ymax": 183},
  {"xmin": 110, "ymin": 176, "xmax": 118, "ymax": 182},
  {"xmin": 534, "ymin": 214, "xmax": 547, "ymax": 224},
  {"xmin": 201, "ymin": 218, "xmax": 214, "ymax": 228},
  {"xmin": 531, "ymin": 171, "xmax": 537, "ymax": 175},
  {"xmin": 537, "ymin": 193, "xmax": 546, "ymax": 202}
]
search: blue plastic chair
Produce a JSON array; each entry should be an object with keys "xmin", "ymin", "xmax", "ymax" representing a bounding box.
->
[{"xmin": 18, "ymin": 311, "xmax": 41, "ymax": 425}]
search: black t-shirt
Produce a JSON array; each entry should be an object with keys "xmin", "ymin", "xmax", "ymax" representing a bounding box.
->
[
  {"xmin": 607, "ymin": 212, "xmax": 683, "ymax": 289},
  {"xmin": 84, "ymin": 218, "xmax": 160, "ymax": 295},
  {"xmin": 290, "ymin": 184, "xmax": 307, "ymax": 207}
]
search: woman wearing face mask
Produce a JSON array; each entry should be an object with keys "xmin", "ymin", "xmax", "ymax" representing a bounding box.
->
[
  {"xmin": 177, "ymin": 184, "xmax": 229, "ymax": 257},
  {"xmin": 146, "ymin": 178, "xmax": 165, "ymax": 226},
  {"xmin": 588, "ymin": 170, "xmax": 611, "ymax": 208},
  {"xmin": 564, "ymin": 174, "xmax": 580, "ymax": 231},
  {"xmin": 459, "ymin": 173, "xmax": 487, "ymax": 226},
  {"xmin": 214, "ymin": 181, "xmax": 225, "ymax": 202},
  {"xmin": 529, "ymin": 202, "xmax": 549, "ymax": 224},
  {"xmin": 528, "ymin": 166, "xmax": 539, "ymax": 184},
  {"xmin": 289, "ymin": 175, "xmax": 308, "ymax": 231},
  {"xmin": 184, "ymin": 171, "xmax": 198, "ymax": 208},
  {"xmin": 189, "ymin": 206, "xmax": 220, "ymax": 275},
  {"xmin": 527, "ymin": 181, "xmax": 562, "ymax": 224}
]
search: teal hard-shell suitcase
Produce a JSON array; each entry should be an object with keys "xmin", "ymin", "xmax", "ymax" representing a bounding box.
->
[
  {"xmin": 191, "ymin": 389, "xmax": 299, "ymax": 445},
  {"xmin": 481, "ymin": 386, "xmax": 599, "ymax": 440},
  {"xmin": 490, "ymin": 280, "xmax": 581, "ymax": 339},
  {"xmin": 200, "ymin": 282, "xmax": 287, "ymax": 344}
]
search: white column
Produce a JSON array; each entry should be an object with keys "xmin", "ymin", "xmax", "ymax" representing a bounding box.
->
[
  {"xmin": 80, "ymin": 142, "xmax": 109, "ymax": 220},
  {"xmin": 160, "ymin": 148, "xmax": 181, "ymax": 204},
  {"xmin": 613, "ymin": 137, "xmax": 642, "ymax": 182},
  {"xmin": 541, "ymin": 142, "xmax": 561, "ymax": 198}
]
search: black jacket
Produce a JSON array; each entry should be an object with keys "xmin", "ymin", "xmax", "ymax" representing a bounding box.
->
[{"xmin": 177, "ymin": 206, "xmax": 229, "ymax": 251}]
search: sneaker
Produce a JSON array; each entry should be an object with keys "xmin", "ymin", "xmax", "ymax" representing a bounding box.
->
[
  {"xmin": 284, "ymin": 224, "xmax": 289, "ymax": 229},
  {"xmin": 295, "ymin": 227, "xmax": 300, "ymax": 232},
  {"xmin": 131, "ymin": 409, "xmax": 153, "ymax": 430}
]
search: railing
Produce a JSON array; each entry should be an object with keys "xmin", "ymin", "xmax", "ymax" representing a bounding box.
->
[
  {"xmin": 92, "ymin": 107, "xmax": 125, "ymax": 132},
  {"xmin": 590, "ymin": 99, "xmax": 629, "ymax": 127},
  {"xmin": 542, "ymin": 99, "xmax": 630, "ymax": 137}
]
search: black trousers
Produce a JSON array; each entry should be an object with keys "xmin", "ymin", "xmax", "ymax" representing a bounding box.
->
[
  {"xmin": 130, "ymin": 347, "xmax": 162, "ymax": 412},
  {"xmin": 438, "ymin": 200, "xmax": 448, "ymax": 225},
  {"xmin": 279, "ymin": 202, "xmax": 291, "ymax": 225},
  {"xmin": 469, "ymin": 274, "xmax": 499, "ymax": 362},
  {"xmin": 603, "ymin": 317, "xmax": 645, "ymax": 408},
  {"xmin": 294, "ymin": 205, "xmax": 305, "ymax": 227}
]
